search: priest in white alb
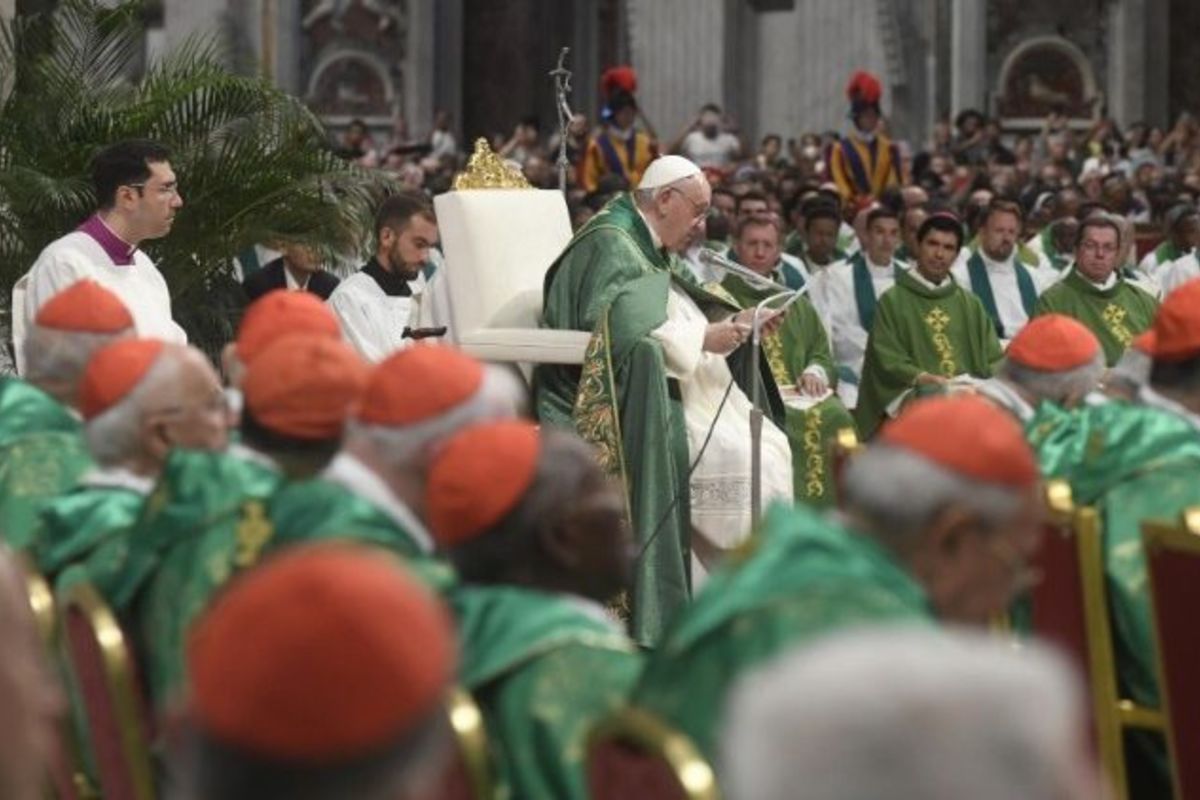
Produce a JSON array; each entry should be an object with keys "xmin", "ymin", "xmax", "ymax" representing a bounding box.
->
[
  {"xmin": 536, "ymin": 155, "xmax": 793, "ymax": 645},
  {"xmin": 18, "ymin": 140, "xmax": 187, "ymax": 366}
]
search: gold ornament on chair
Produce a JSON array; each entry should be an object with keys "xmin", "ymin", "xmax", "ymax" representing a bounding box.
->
[{"xmin": 453, "ymin": 138, "xmax": 533, "ymax": 191}]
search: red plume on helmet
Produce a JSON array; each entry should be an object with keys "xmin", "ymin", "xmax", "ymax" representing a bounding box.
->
[
  {"xmin": 601, "ymin": 66, "xmax": 638, "ymax": 100},
  {"xmin": 845, "ymin": 70, "xmax": 883, "ymax": 116}
]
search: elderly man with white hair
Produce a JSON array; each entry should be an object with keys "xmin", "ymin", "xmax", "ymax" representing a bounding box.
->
[
  {"xmin": 32, "ymin": 338, "xmax": 230, "ymax": 582},
  {"xmin": 631, "ymin": 394, "xmax": 1044, "ymax": 760},
  {"xmin": 722, "ymin": 627, "xmax": 1102, "ymax": 800},
  {"xmin": 0, "ymin": 280, "xmax": 135, "ymax": 549},
  {"xmin": 536, "ymin": 155, "xmax": 793, "ymax": 645},
  {"xmin": 977, "ymin": 313, "xmax": 1106, "ymax": 421}
]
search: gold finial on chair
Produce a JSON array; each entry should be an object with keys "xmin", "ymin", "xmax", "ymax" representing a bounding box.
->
[{"xmin": 452, "ymin": 138, "xmax": 533, "ymax": 190}]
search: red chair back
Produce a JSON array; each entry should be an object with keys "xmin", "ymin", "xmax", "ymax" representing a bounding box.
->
[
  {"xmin": 58, "ymin": 581, "xmax": 155, "ymax": 800},
  {"xmin": 587, "ymin": 707, "xmax": 718, "ymax": 800},
  {"xmin": 1143, "ymin": 512, "xmax": 1200, "ymax": 800},
  {"xmin": 415, "ymin": 687, "xmax": 491, "ymax": 800}
]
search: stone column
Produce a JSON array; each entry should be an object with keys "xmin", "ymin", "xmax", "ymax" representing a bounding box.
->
[
  {"xmin": 405, "ymin": 0, "xmax": 435, "ymax": 139},
  {"xmin": 0, "ymin": 0, "xmax": 14, "ymax": 21},
  {"xmin": 949, "ymin": 0, "xmax": 987, "ymax": 118},
  {"xmin": 627, "ymin": 0, "xmax": 727, "ymax": 146},
  {"xmin": 1107, "ymin": 0, "xmax": 1148, "ymax": 125}
]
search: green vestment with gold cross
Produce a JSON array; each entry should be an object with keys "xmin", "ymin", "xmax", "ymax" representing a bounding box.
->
[
  {"xmin": 533, "ymin": 192, "xmax": 783, "ymax": 646},
  {"xmin": 719, "ymin": 272, "xmax": 857, "ymax": 507},
  {"xmin": 1032, "ymin": 271, "xmax": 1157, "ymax": 366},
  {"xmin": 631, "ymin": 503, "xmax": 931, "ymax": 762},
  {"xmin": 855, "ymin": 270, "xmax": 1003, "ymax": 438},
  {"xmin": 452, "ymin": 585, "xmax": 642, "ymax": 800}
]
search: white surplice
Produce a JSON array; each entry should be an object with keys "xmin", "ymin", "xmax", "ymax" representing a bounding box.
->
[{"xmin": 650, "ymin": 283, "xmax": 794, "ymax": 585}]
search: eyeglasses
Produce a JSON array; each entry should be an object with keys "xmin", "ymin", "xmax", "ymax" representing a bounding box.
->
[
  {"xmin": 126, "ymin": 182, "xmax": 180, "ymax": 199},
  {"xmin": 1079, "ymin": 241, "xmax": 1119, "ymax": 255},
  {"xmin": 667, "ymin": 187, "xmax": 709, "ymax": 220}
]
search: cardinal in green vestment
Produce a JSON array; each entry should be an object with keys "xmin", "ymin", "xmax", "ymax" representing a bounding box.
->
[
  {"xmin": 427, "ymin": 421, "xmax": 642, "ymax": 800},
  {"xmin": 535, "ymin": 156, "xmax": 789, "ymax": 644},
  {"xmin": 0, "ymin": 279, "xmax": 135, "ymax": 549},
  {"xmin": 632, "ymin": 395, "xmax": 1044, "ymax": 765},
  {"xmin": 1033, "ymin": 217, "xmax": 1157, "ymax": 366},
  {"xmin": 855, "ymin": 212, "xmax": 1003, "ymax": 437},
  {"xmin": 719, "ymin": 215, "xmax": 857, "ymax": 506},
  {"xmin": 33, "ymin": 340, "xmax": 229, "ymax": 583}
]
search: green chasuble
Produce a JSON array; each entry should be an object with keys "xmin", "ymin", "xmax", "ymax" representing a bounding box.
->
[
  {"xmin": 534, "ymin": 192, "xmax": 783, "ymax": 646},
  {"xmin": 34, "ymin": 481, "xmax": 147, "ymax": 582},
  {"xmin": 1033, "ymin": 271, "xmax": 1157, "ymax": 366},
  {"xmin": 1027, "ymin": 401, "xmax": 1200, "ymax": 796},
  {"xmin": 0, "ymin": 378, "xmax": 91, "ymax": 550},
  {"xmin": 99, "ymin": 448, "xmax": 285, "ymax": 707},
  {"xmin": 720, "ymin": 273, "xmax": 857, "ymax": 507},
  {"xmin": 631, "ymin": 503, "xmax": 931, "ymax": 760},
  {"xmin": 452, "ymin": 586, "xmax": 641, "ymax": 800},
  {"xmin": 855, "ymin": 270, "xmax": 1003, "ymax": 438}
]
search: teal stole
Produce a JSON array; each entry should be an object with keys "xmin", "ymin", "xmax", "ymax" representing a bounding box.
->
[
  {"xmin": 778, "ymin": 260, "xmax": 807, "ymax": 291},
  {"xmin": 850, "ymin": 253, "xmax": 904, "ymax": 331},
  {"xmin": 966, "ymin": 252, "xmax": 1037, "ymax": 338}
]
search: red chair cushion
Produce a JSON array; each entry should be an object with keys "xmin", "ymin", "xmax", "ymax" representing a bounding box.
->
[{"xmin": 588, "ymin": 739, "xmax": 689, "ymax": 800}]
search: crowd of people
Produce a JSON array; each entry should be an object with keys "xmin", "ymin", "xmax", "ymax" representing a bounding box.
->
[{"xmin": 1, "ymin": 62, "xmax": 1200, "ymax": 800}]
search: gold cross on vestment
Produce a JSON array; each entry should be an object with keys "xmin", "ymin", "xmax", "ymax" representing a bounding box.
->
[{"xmin": 925, "ymin": 307, "xmax": 951, "ymax": 332}]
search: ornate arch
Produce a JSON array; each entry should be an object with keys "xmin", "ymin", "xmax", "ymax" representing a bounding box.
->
[{"xmin": 995, "ymin": 35, "xmax": 1101, "ymax": 125}]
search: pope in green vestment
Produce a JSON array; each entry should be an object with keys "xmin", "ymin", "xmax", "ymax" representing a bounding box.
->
[
  {"xmin": 855, "ymin": 268, "xmax": 1003, "ymax": 437},
  {"xmin": 1033, "ymin": 270, "xmax": 1157, "ymax": 366},
  {"xmin": 1027, "ymin": 400, "xmax": 1200, "ymax": 796},
  {"xmin": 452, "ymin": 586, "xmax": 641, "ymax": 800},
  {"xmin": 631, "ymin": 503, "xmax": 931, "ymax": 761},
  {"xmin": 719, "ymin": 270, "xmax": 857, "ymax": 507},
  {"xmin": 0, "ymin": 378, "xmax": 92, "ymax": 550},
  {"xmin": 534, "ymin": 190, "xmax": 783, "ymax": 645}
]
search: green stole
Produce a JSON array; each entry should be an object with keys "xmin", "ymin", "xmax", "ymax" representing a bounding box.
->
[
  {"xmin": 1153, "ymin": 240, "xmax": 1179, "ymax": 267},
  {"xmin": 850, "ymin": 252, "xmax": 905, "ymax": 332},
  {"xmin": 1039, "ymin": 228, "xmax": 1071, "ymax": 271},
  {"xmin": 777, "ymin": 259, "xmax": 807, "ymax": 291},
  {"xmin": 854, "ymin": 270, "xmax": 1003, "ymax": 437},
  {"xmin": 1032, "ymin": 271, "xmax": 1158, "ymax": 366},
  {"xmin": 1027, "ymin": 401, "xmax": 1200, "ymax": 794},
  {"xmin": 534, "ymin": 192, "xmax": 782, "ymax": 646},
  {"xmin": 632, "ymin": 503, "xmax": 931, "ymax": 760},
  {"xmin": 966, "ymin": 251, "xmax": 1038, "ymax": 338},
  {"xmin": 452, "ymin": 585, "xmax": 641, "ymax": 800}
]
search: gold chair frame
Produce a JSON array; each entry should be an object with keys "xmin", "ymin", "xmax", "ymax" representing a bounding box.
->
[
  {"xmin": 1140, "ymin": 507, "xmax": 1200, "ymax": 800},
  {"xmin": 58, "ymin": 580, "xmax": 155, "ymax": 800},
  {"xmin": 444, "ymin": 686, "xmax": 493, "ymax": 800},
  {"xmin": 1073, "ymin": 505, "xmax": 1165, "ymax": 799},
  {"xmin": 587, "ymin": 706, "xmax": 720, "ymax": 800}
]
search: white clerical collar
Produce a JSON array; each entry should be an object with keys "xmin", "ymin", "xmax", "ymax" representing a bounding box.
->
[
  {"xmin": 323, "ymin": 452, "xmax": 434, "ymax": 554},
  {"xmin": 980, "ymin": 249, "xmax": 1013, "ymax": 270},
  {"xmin": 634, "ymin": 204, "xmax": 665, "ymax": 250},
  {"xmin": 1139, "ymin": 386, "xmax": 1200, "ymax": 431},
  {"xmin": 283, "ymin": 267, "xmax": 310, "ymax": 292},
  {"xmin": 910, "ymin": 269, "xmax": 951, "ymax": 289},
  {"xmin": 560, "ymin": 593, "xmax": 623, "ymax": 630},
  {"xmin": 79, "ymin": 466, "xmax": 156, "ymax": 496},
  {"xmin": 229, "ymin": 442, "xmax": 280, "ymax": 472},
  {"xmin": 976, "ymin": 378, "xmax": 1035, "ymax": 422},
  {"xmin": 865, "ymin": 254, "xmax": 894, "ymax": 273},
  {"xmin": 1078, "ymin": 269, "xmax": 1119, "ymax": 291}
]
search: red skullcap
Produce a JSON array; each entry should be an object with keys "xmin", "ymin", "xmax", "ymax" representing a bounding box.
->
[
  {"xmin": 79, "ymin": 338, "xmax": 165, "ymax": 420},
  {"xmin": 35, "ymin": 279, "xmax": 133, "ymax": 333},
  {"xmin": 1006, "ymin": 314, "xmax": 1101, "ymax": 371},
  {"xmin": 1134, "ymin": 278, "xmax": 1200, "ymax": 362},
  {"xmin": 426, "ymin": 420, "xmax": 540, "ymax": 547},
  {"xmin": 236, "ymin": 290, "xmax": 341, "ymax": 364},
  {"xmin": 879, "ymin": 394, "xmax": 1039, "ymax": 488},
  {"xmin": 242, "ymin": 334, "xmax": 369, "ymax": 440},
  {"xmin": 355, "ymin": 344, "xmax": 484, "ymax": 426}
]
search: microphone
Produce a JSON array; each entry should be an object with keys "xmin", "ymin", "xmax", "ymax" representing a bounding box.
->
[{"xmin": 698, "ymin": 248, "xmax": 793, "ymax": 294}]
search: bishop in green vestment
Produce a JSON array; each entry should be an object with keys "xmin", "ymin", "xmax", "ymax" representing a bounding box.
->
[
  {"xmin": 855, "ymin": 214, "xmax": 1003, "ymax": 437},
  {"xmin": 633, "ymin": 394, "xmax": 1044, "ymax": 765},
  {"xmin": 0, "ymin": 278, "xmax": 136, "ymax": 549},
  {"xmin": 427, "ymin": 421, "xmax": 643, "ymax": 800},
  {"xmin": 1033, "ymin": 218, "xmax": 1157, "ymax": 366},
  {"xmin": 720, "ymin": 215, "xmax": 857, "ymax": 507},
  {"xmin": 534, "ymin": 159, "xmax": 787, "ymax": 644}
]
